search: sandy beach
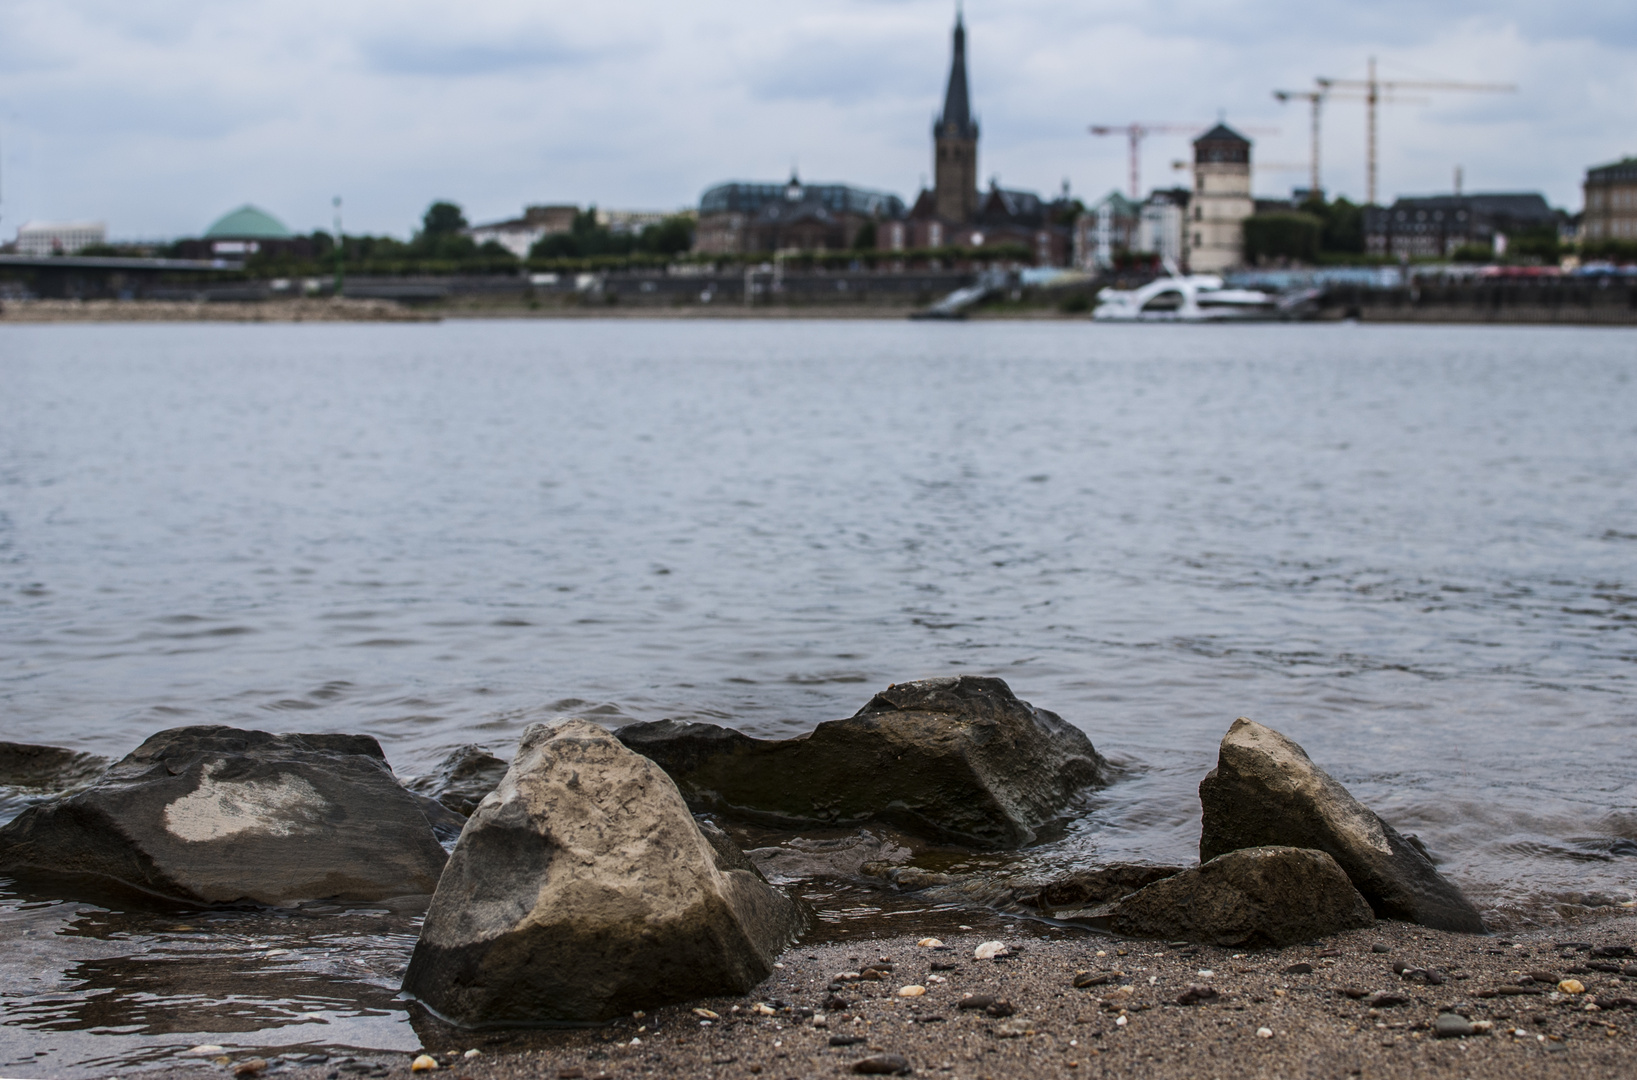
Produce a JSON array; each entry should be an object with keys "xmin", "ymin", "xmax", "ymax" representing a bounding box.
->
[{"xmin": 129, "ymin": 911, "xmax": 1637, "ymax": 1080}]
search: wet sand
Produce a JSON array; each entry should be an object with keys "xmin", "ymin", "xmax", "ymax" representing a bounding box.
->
[{"xmin": 135, "ymin": 912, "xmax": 1637, "ymax": 1080}]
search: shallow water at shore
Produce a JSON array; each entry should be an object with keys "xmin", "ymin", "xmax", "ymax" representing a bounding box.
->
[{"xmin": 2, "ymin": 319, "xmax": 1637, "ymax": 1067}]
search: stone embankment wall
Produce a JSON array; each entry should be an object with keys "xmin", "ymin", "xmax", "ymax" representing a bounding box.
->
[
  {"xmin": 1324, "ymin": 279, "xmax": 1637, "ymax": 325},
  {"xmin": 0, "ymin": 297, "xmax": 434, "ymax": 323}
]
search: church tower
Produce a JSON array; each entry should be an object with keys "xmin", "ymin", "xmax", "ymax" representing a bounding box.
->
[{"xmin": 933, "ymin": 13, "xmax": 979, "ymax": 223}]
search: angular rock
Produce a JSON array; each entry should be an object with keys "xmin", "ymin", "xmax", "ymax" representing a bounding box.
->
[
  {"xmin": 1016, "ymin": 864, "xmax": 1188, "ymax": 912},
  {"xmin": 407, "ymin": 745, "xmax": 508, "ymax": 817},
  {"xmin": 617, "ymin": 676, "xmax": 1106, "ymax": 848},
  {"xmin": 0, "ymin": 726, "xmax": 448, "ymax": 905},
  {"xmin": 1199, "ymin": 718, "xmax": 1486, "ymax": 933},
  {"xmin": 401, "ymin": 719, "xmax": 804, "ymax": 1026},
  {"xmin": 1108, "ymin": 845, "xmax": 1375, "ymax": 947}
]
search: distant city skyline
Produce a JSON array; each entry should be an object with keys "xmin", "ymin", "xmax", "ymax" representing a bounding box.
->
[{"xmin": 1, "ymin": 0, "xmax": 1632, "ymax": 239}]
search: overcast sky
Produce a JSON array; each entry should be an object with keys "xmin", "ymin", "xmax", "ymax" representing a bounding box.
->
[{"xmin": 2, "ymin": 0, "xmax": 1633, "ymax": 240}]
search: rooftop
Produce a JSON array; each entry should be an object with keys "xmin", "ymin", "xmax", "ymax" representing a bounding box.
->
[{"xmin": 204, "ymin": 205, "xmax": 293, "ymax": 240}]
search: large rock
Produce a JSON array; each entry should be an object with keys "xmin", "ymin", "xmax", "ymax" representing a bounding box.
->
[
  {"xmin": 1109, "ymin": 846, "xmax": 1375, "ymax": 947},
  {"xmin": 408, "ymin": 745, "xmax": 508, "ymax": 817},
  {"xmin": 0, "ymin": 726, "xmax": 449, "ymax": 905},
  {"xmin": 401, "ymin": 719, "xmax": 805, "ymax": 1026},
  {"xmin": 0, "ymin": 742, "xmax": 109, "ymax": 791},
  {"xmin": 616, "ymin": 676, "xmax": 1106, "ymax": 848},
  {"xmin": 0, "ymin": 741, "xmax": 111, "ymax": 825},
  {"xmin": 1199, "ymin": 718, "xmax": 1485, "ymax": 933}
]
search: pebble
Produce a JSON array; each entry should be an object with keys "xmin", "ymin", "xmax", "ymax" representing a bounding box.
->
[
  {"xmin": 897, "ymin": 985, "xmax": 927, "ymax": 997},
  {"xmin": 233, "ymin": 1059, "xmax": 268, "ymax": 1077},
  {"xmin": 182, "ymin": 1045, "xmax": 226, "ymax": 1056},
  {"xmin": 956, "ymin": 994, "xmax": 1016, "ymax": 1017},
  {"xmin": 1559, "ymin": 979, "xmax": 1587, "ymax": 994},
  {"xmin": 851, "ymin": 1054, "xmax": 912, "ymax": 1076},
  {"xmin": 1281, "ymin": 962, "xmax": 1313, "ymax": 975},
  {"xmin": 1434, "ymin": 1013, "xmax": 1475, "ymax": 1039},
  {"xmin": 753, "ymin": 1003, "xmax": 777, "ymax": 1015},
  {"xmin": 463, "ymin": 1050, "xmax": 481, "ymax": 1060},
  {"xmin": 1366, "ymin": 992, "xmax": 1411, "ymax": 1008},
  {"xmin": 829, "ymin": 1036, "xmax": 867, "ymax": 1047},
  {"xmin": 1256, "ymin": 1027, "xmax": 1274, "ymax": 1039},
  {"xmin": 1072, "ymin": 972, "xmax": 1116, "ymax": 988},
  {"xmin": 692, "ymin": 1007, "xmax": 721, "ymax": 1019},
  {"xmin": 1371, "ymin": 943, "xmax": 1392, "ymax": 953},
  {"xmin": 917, "ymin": 938, "xmax": 943, "ymax": 948},
  {"xmin": 1115, "ymin": 1016, "xmax": 1127, "ymax": 1027},
  {"xmin": 1176, "ymin": 985, "xmax": 1219, "ymax": 1006},
  {"xmin": 974, "ymin": 941, "xmax": 1010, "ymax": 960},
  {"xmin": 410, "ymin": 1055, "xmax": 439, "ymax": 1072}
]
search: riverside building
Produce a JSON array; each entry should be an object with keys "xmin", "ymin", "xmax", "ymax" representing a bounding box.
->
[
  {"xmin": 1187, "ymin": 124, "xmax": 1254, "ymax": 273},
  {"xmin": 1583, "ymin": 158, "xmax": 1637, "ymax": 244}
]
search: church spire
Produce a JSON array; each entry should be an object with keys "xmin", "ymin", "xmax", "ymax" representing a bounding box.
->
[{"xmin": 937, "ymin": 10, "xmax": 977, "ymax": 140}]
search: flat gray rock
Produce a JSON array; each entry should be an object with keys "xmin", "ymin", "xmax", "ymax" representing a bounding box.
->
[
  {"xmin": 0, "ymin": 726, "xmax": 449, "ymax": 906},
  {"xmin": 617, "ymin": 675, "xmax": 1106, "ymax": 848},
  {"xmin": 1110, "ymin": 845, "xmax": 1376, "ymax": 947},
  {"xmin": 402, "ymin": 719, "xmax": 804, "ymax": 1026},
  {"xmin": 1198, "ymin": 718, "xmax": 1485, "ymax": 933}
]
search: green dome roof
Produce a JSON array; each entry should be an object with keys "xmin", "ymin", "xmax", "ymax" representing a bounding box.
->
[{"xmin": 204, "ymin": 205, "xmax": 293, "ymax": 240}]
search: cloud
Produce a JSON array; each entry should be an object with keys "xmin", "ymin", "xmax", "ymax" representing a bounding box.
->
[
  {"xmin": 0, "ymin": 0, "xmax": 1630, "ymax": 238},
  {"xmin": 358, "ymin": 34, "xmax": 593, "ymax": 77}
]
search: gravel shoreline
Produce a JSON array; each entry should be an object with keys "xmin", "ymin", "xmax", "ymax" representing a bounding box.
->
[{"xmin": 133, "ymin": 911, "xmax": 1637, "ymax": 1080}]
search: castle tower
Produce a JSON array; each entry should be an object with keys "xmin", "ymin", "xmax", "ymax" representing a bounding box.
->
[
  {"xmin": 933, "ymin": 13, "xmax": 979, "ymax": 223},
  {"xmin": 1189, "ymin": 122, "xmax": 1253, "ymax": 272}
]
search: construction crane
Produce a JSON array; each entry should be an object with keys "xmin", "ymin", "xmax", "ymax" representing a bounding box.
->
[
  {"xmin": 1316, "ymin": 58, "xmax": 1515, "ymax": 205},
  {"xmin": 1091, "ymin": 122, "xmax": 1280, "ymax": 201},
  {"xmin": 1272, "ymin": 86, "xmax": 1426, "ymax": 197},
  {"xmin": 1272, "ymin": 90, "xmax": 1326, "ymax": 195},
  {"xmin": 1088, "ymin": 124, "xmax": 1202, "ymax": 201}
]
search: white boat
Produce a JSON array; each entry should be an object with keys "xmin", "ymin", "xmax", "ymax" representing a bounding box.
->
[{"xmin": 1092, "ymin": 265, "xmax": 1281, "ymax": 322}]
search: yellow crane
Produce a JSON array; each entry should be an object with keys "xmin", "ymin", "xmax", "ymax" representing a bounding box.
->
[{"xmin": 1316, "ymin": 58, "xmax": 1515, "ymax": 205}]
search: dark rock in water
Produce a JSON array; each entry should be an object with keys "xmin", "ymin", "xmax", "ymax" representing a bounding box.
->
[
  {"xmin": 747, "ymin": 829, "xmax": 913, "ymax": 884},
  {"xmin": 0, "ymin": 726, "xmax": 448, "ymax": 905},
  {"xmin": 0, "ymin": 742, "xmax": 110, "ymax": 790},
  {"xmin": 617, "ymin": 676, "xmax": 1107, "ymax": 848},
  {"xmin": 1017, "ymin": 864, "xmax": 1187, "ymax": 911},
  {"xmin": 1109, "ymin": 846, "xmax": 1375, "ymax": 948},
  {"xmin": 409, "ymin": 793, "xmax": 469, "ymax": 846},
  {"xmin": 406, "ymin": 745, "xmax": 508, "ymax": 817},
  {"xmin": 1199, "ymin": 718, "xmax": 1486, "ymax": 933},
  {"xmin": 696, "ymin": 816, "xmax": 760, "ymax": 874},
  {"xmin": 401, "ymin": 719, "xmax": 804, "ymax": 1026}
]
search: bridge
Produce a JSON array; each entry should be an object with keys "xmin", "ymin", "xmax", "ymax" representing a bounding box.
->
[{"xmin": 0, "ymin": 254, "xmax": 245, "ymax": 299}]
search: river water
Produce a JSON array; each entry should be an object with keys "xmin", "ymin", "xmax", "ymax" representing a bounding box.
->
[{"xmin": 1, "ymin": 318, "xmax": 1635, "ymax": 1071}]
